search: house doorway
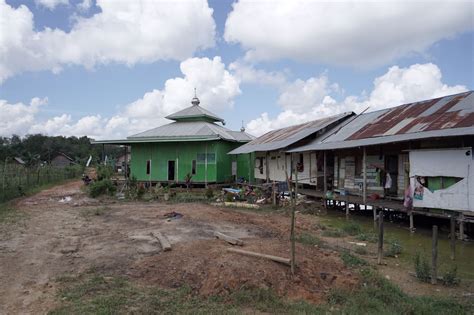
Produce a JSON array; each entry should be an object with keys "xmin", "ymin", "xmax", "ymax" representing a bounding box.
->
[
  {"xmin": 385, "ymin": 155, "xmax": 398, "ymax": 196},
  {"xmin": 168, "ymin": 160, "xmax": 175, "ymax": 181}
]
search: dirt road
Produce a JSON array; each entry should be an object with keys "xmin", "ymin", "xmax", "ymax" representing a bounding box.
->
[{"xmin": 0, "ymin": 181, "xmax": 357, "ymax": 314}]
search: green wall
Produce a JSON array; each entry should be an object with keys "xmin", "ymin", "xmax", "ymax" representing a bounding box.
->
[{"xmin": 129, "ymin": 140, "xmax": 252, "ymax": 183}]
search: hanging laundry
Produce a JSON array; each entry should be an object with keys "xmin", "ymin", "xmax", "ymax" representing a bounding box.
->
[{"xmin": 384, "ymin": 173, "xmax": 392, "ymax": 189}]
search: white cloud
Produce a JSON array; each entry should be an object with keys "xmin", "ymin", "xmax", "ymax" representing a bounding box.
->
[
  {"xmin": 225, "ymin": 0, "xmax": 473, "ymax": 66},
  {"xmin": 77, "ymin": 0, "xmax": 92, "ymax": 11},
  {"xmin": 0, "ymin": 0, "xmax": 215, "ymax": 83},
  {"xmin": 35, "ymin": 0, "xmax": 68, "ymax": 10},
  {"xmin": 19, "ymin": 56, "xmax": 240, "ymax": 139},
  {"xmin": 229, "ymin": 60, "xmax": 287, "ymax": 87},
  {"xmin": 246, "ymin": 63, "xmax": 468, "ymax": 136},
  {"xmin": 0, "ymin": 97, "xmax": 47, "ymax": 136}
]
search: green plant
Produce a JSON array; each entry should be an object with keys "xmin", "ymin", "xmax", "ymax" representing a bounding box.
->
[
  {"xmin": 205, "ymin": 187, "xmax": 214, "ymax": 200},
  {"xmin": 341, "ymin": 221, "xmax": 362, "ymax": 236},
  {"xmin": 385, "ymin": 240, "xmax": 402, "ymax": 257},
  {"xmin": 356, "ymin": 232, "xmax": 378, "ymax": 243},
  {"xmin": 296, "ymin": 232, "xmax": 323, "ymax": 246},
  {"xmin": 184, "ymin": 173, "xmax": 192, "ymax": 189},
  {"xmin": 96, "ymin": 165, "xmax": 114, "ymax": 181},
  {"xmin": 442, "ymin": 265, "xmax": 460, "ymax": 286},
  {"xmin": 340, "ymin": 250, "xmax": 367, "ymax": 267},
  {"xmin": 126, "ymin": 176, "xmax": 144, "ymax": 200},
  {"xmin": 88, "ymin": 179, "xmax": 116, "ymax": 198},
  {"xmin": 414, "ymin": 252, "xmax": 431, "ymax": 283}
]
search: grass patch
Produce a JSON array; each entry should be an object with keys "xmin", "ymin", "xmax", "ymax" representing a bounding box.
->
[
  {"xmin": 50, "ymin": 272, "xmax": 328, "ymax": 315},
  {"xmin": 414, "ymin": 252, "xmax": 431, "ymax": 283},
  {"xmin": 328, "ymin": 268, "xmax": 469, "ymax": 315},
  {"xmin": 0, "ymin": 203, "xmax": 26, "ymax": 225},
  {"xmin": 322, "ymin": 229, "xmax": 345, "ymax": 238},
  {"xmin": 354, "ymin": 246, "xmax": 368, "ymax": 255},
  {"xmin": 340, "ymin": 250, "xmax": 368, "ymax": 267},
  {"xmin": 341, "ymin": 221, "xmax": 362, "ymax": 236},
  {"xmin": 296, "ymin": 232, "xmax": 323, "ymax": 246},
  {"xmin": 356, "ymin": 232, "xmax": 378, "ymax": 243}
]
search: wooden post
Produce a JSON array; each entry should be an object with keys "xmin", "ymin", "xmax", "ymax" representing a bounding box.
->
[
  {"xmin": 450, "ymin": 216, "xmax": 456, "ymax": 261},
  {"xmin": 362, "ymin": 147, "xmax": 367, "ymax": 205},
  {"xmin": 265, "ymin": 152, "xmax": 270, "ymax": 183},
  {"xmin": 323, "ymin": 151, "xmax": 327, "ymax": 208},
  {"xmin": 459, "ymin": 213, "xmax": 465, "ymax": 241},
  {"xmin": 272, "ymin": 180, "xmax": 277, "ymax": 206},
  {"xmin": 205, "ymin": 143, "xmax": 208, "ymax": 188},
  {"xmin": 345, "ymin": 196, "xmax": 349, "ymax": 218},
  {"xmin": 409, "ymin": 210, "xmax": 414, "ymax": 233},
  {"xmin": 377, "ymin": 210, "xmax": 384, "ymax": 264},
  {"xmin": 431, "ymin": 225, "xmax": 438, "ymax": 285},
  {"xmin": 291, "ymin": 160, "xmax": 297, "ymax": 275},
  {"xmin": 248, "ymin": 153, "xmax": 251, "ymax": 184}
]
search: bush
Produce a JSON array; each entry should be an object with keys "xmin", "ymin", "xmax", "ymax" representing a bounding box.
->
[
  {"xmin": 205, "ymin": 187, "xmax": 214, "ymax": 200},
  {"xmin": 356, "ymin": 232, "xmax": 378, "ymax": 243},
  {"xmin": 96, "ymin": 165, "xmax": 114, "ymax": 181},
  {"xmin": 414, "ymin": 252, "xmax": 431, "ymax": 283},
  {"xmin": 126, "ymin": 176, "xmax": 145, "ymax": 200},
  {"xmin": 385, "ymin": 239, "xmax": 403, "ymax": 257},
  {"xmin": 88, "ymin": 179, "xmax": 116, "ymax": 198},
  {"xmin": 341, "ymin": 222, "xmax": 362, "ymax": 236},
  {"xmin": 442, "ymin": 265, "xmax": 460, "ymax": 286}
]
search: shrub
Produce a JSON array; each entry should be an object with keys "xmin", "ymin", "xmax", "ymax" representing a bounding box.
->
[
  {"xmin": 356, "ymin": 232, "xmax": 378, "ymax": 243},
  {"xmin": 205, "ymin": 187, "xmax": 214, "ymax": 200},
  {"xmin": 341, "ymin": 222, "xmax": 362, "ymax": 236},
  {"xmin": 96, "ymin": 165, "xmax": 114, "ymax": 181},
  {"xmin": 414, "ymin": 252, "xmax": 431, "ymax": 283},
  {"xmin": 442, "ymin": 266, "xmax": 460, "ymax": 286},
  {"xmin": 126, "ymin": 176, "xmax": 145, "ymax": 200},
  {"xmin": 354, "ymin": 246, "xmax": 368, "ymax": 255},
  {"xmin": 385, "ymin": 240, "xmax": 402, "ymax": 257},
  {"xmin": 88, "ymin": 179, "xmax": 116, "ymax": 198}
]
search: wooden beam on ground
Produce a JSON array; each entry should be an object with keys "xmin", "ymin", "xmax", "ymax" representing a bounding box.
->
[
  {"xmin": 227, "ymin": 248, "xmax": 291, "ymax": 266},
  {"xmin": 151, "ymin": 232, "xmax": 171, "ymax": 251},
  {"xmin": 214, "ymin": 231, "xmax": 243, "ymax": 246}
]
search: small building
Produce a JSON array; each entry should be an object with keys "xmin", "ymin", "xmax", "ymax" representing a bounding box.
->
[
  {"xmin": 229, "ymin": 112, "xmax": 354, "ymax": 186},
  {"xmin": 93, "ymin": 95, "xmax": 254, "ymax": 185},
  {"xmin": 51, "ymin": 152, "xmax": 75, "ymax": 168},
  {"xmin": 288, "ymin": 91, "xmax": 474, "ymax": 216}
]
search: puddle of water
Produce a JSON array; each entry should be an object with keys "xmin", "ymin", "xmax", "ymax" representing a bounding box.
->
[{"xmin": 319, "ymin": 209, "xmax": 474, "ymax": 280}]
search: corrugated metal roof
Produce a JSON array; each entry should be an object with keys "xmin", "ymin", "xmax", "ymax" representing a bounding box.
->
[
  {"xmin": 289, "ymin": 91, "xmax": 474, "ymax": 152},
  {"xmin": 126, "ymin": 121, "xmax": 253, "ymax": 143},
  {"xmin": 228, "ymin": 112, "xmax": 354, "ymax": 154},
  {"xmin": 165, "ymin": 104, "xmax": 224, "ymax": 122}
]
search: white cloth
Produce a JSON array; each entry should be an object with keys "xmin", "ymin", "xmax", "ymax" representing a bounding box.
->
[{"xmin": 385, "ymin": 173, "xmax": 392, "ymax": 189}]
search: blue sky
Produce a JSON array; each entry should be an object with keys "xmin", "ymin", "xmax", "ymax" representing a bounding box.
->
[{"xmin": 1, "ymin": 0, "xmax": 473, "ymax": 139}]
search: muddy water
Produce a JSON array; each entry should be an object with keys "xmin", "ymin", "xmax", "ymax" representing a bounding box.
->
[{"xmin": 319, "ymin": 210, "xmax": 474, "ymax": 280}]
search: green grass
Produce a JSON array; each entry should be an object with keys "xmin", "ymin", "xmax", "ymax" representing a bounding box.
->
[
  {"xmin": 356, "ymin": 232, "xmax": 378, "ymax": 243},
  {"xmin": 327, "ymin": 268, "xmax": 470, "ymax": 315},
  {"xmin": 296, "ymin": 232, "xmax": 323, "ymax": 246},
  {"xmin": 341, "ymin": 221, "xmax": 363, "ymax": 236},
  {"xmin": 51, "ymin": 269, "xmax": 471, "ymax": 315},
  {"xmin": 322, "ymin": 228, "xmax": 346, "ymax": 237},
  {"xmin": 340, "ymin": 250, "xmax": 368, "ymax": 267}
]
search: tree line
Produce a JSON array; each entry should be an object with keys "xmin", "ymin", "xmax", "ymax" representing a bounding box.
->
[{"xmin": 0, "ymin": 134, "xmax": 121, "ymax": 166}]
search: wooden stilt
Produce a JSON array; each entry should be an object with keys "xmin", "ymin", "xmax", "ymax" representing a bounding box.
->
[
  {"xmin": 431, "ymin": 225, "xmax": 438, "ymax": 285},
  {"xmin": 450, "ymin": 216, "xmax": 456, "ymax": 261},
  {"xmin": 409, "ymin": 210, "xmax": 414, "ymax": 233},
  {"xmin": 459, "ymin": 213, "xmax": 465, "ymax": 241},
  {"xmin": 345, "ymin": 196, "xmax": 349, "ymax": 218},
  {"xmin": 323, "ymin": 151, "xmax": 327, "ymax": 209},
  {"xmin": 377, "ymin": 210, "xmax": 384, "ymax": 265}
]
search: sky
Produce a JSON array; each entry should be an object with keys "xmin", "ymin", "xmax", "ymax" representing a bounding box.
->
[{"xmin": 0, "ymin": 0, "xmax": 473, "ymax": 139}]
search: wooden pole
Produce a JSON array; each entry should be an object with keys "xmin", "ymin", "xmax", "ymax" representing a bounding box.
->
[
  {"xmin": 459, "ymin": 213, "xmax": 465, "ymax": 241},
  {"xmin": 409, "ymin": 210, "xmax": 414, "ymax": 233},
  {"xmin": 272, "ymin": 180, "xmax": 277, "ymax": 206},
  {"xmin": 290, "ymin": 157, "xmax": 297, "ymax": 275},
  {"xmin": 377, "ymin": 210, "xmax": 384, "ymax": 265},
  {"xmin": 362, "ymin": 147, "xmax": 367, "ymax": 205},
  {"xmin": 345, "ymin": 195, "xmax": 349, "ymax": 218},
  {"xmin": 227, "ymin": 248, "xmax": 291, "ymax": 266},
  {"xmin": 450, "ymin": 216, "xmax": 456, "ymax": 261},
  {"xmin": 431, "ymin": 225, "xmax": 438, "ymax": 285},
  {"xmin": 205, "ymin": 143, "xmax": 208, "ymax": 188},
  {"xmin": 265, "ymin": 152, "xmax": 270, "ymax": 183},
  {"xmin": 323, "ymin": 151, "xmax": 327, "ymax": 209}
]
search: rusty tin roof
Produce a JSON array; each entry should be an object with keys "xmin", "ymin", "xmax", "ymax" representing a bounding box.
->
[{"xmin": 289, "ymin": 91, "xmax": 474, "ymax": 152}]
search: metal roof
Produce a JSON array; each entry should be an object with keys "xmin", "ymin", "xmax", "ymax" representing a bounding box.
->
[
  {"xmin": 228, "ymin": 112, "xmax": 354, "ymax": 154},
  {"xmin": 93, "ymin": 121, "xmax": 254, "ymax": 145},
  {"xmin": 165, "ymin": 104, "xmax": 224, "ymax": 122},
  {"xmin": 289, "ymin": 91, "xmax": 474, "ymax": 152}
]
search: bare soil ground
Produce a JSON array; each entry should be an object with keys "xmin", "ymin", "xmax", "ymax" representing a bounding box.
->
[{"xmin": 0, "ymin": 181, "xmax": 358, "ymax": 314}]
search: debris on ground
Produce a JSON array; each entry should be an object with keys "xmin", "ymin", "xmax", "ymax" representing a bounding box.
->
[
  {"xmin": 163, "ymin": 211, "xmax": 183, "ymax": 220},
  {"xmin": 58, "ymin": 196, "xmax": 72, "ymax": 203},
  {"xmin": 214, "ymin": 231, "xmax": 244, "ymax": 246}
]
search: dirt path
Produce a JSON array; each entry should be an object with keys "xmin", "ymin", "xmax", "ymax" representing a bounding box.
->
[{"xmin": 0, "ymin": 181, "xmax": 359, "ymax": 314}]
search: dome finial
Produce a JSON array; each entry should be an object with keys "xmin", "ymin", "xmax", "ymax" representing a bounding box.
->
[
  {"xmin": 191, "ymin": 88, "xmax": 200, "ymax": 106},
  {"xmin": 240, "ymin": 120, "xmax": 245, "ymax": 132}
]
